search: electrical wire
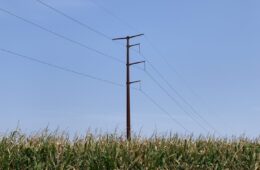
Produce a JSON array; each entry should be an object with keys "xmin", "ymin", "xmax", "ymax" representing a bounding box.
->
[
  {"xmin": 34, "ymin": 0, "xmax": 130, "ymax": 50},
  {"xmin": 1, "ymin": 48, "xmax": 190, "ymax": 132},
  {"xmin": 145, "ymin": 58, "xmax": 220, "ymax": 134},
  {"xmin": 144, "ymin": 70, "xmax": 209, "ymax": 133},
  {"xmin": 0, "ymin": 7, "xmax": 124, "ymax": 64},
  {"xmin": 140, "ymin": 90, "xmax": 190, "ymax": 133},
  {"xmin": 87, "ymin": 0, "xmax": 138, "ymax": 33},
  {"xmin": 144, "ymin": 34, "xmax": 203, "ymax": 98},
  {"xmin": 0, "ymin": 48, "xmax": 124, "ymax": 87},
  {"xmin": 35, "ymin": 0, "xmax": 113, "ymax": 41}
]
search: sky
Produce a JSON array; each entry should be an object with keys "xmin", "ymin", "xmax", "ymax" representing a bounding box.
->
[{"xmin": 0, "ymin": 0, "xmax": 259, "ymax": 138}]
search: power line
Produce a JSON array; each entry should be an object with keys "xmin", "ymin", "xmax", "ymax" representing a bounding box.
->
[
  {"xmin": 144, "ymin": 70, "xmax": 209, "ymax": 133},
  {"xmin": 141, "ymin": 38, "xmax": 219, "ymax": 133},
  {"xmin": 0, "ymin": 48, "xmax": 124, "ymax": 87},
  {"xmin": 140, "ymin": 90, "xmax": 190, "ymax": 133},
  {"xmin": 88, "ymin": 0, "xmax": 138, "ymax": 33},
  {"xmin": 138, "ymin": 55, "xmax": 216, "ymax": 133},
  {"xmin": 34, "ymin": 0, "xmax": 130, "ymax": 51},
  {"xmin": 144, "ymin": 58, "xmax": 219, "ymax": 134},
  {"xmin": 144, "ymin": 35, "xmax": 202, "ymax": 97},
  {"xmin": 147, "ymin": 55, "xmax": 220, "ymax": 134},
  {"xmin": 35, "ymin": 0, "xmax": 112, "ymax": 41},
  {"xmin": 0, "ymin": 7, "xmax": 124, "ymax": 64},
  {"xmin": 1, "ymin": 48, "xmax": 190, "ymax": 133}
]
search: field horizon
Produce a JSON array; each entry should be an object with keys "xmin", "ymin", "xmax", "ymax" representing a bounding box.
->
[{"xmin": 0, "ymin": 129, "xmax": 259, "ymax": 169}]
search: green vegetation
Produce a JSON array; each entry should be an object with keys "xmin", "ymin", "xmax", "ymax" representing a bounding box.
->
[{"xmin": 0, "ymin": 130, "xmax": 259, "ymax": 169}]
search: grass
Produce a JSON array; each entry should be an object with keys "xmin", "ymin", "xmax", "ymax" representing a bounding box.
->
[{"xmin": 0, "ymin": 130, "xmax": 259, "ymax": 169}]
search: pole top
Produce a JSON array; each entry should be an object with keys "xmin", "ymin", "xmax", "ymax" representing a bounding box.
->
[{"xmin": 112, "ymin": 34, "xmax": 144, "ymax": 41}]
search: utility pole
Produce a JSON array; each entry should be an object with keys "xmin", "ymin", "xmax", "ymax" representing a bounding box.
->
[{"xmin": 113, "ymin": 34, "xmax": 145, "ymax": 140}]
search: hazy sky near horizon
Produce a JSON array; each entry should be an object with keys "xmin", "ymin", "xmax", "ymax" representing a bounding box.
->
[{"xmin": 0, "ymin": 0, "xmax": 259, "ymax": 137}]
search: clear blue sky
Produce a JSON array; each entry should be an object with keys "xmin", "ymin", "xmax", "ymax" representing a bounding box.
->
[{"xmin": 0, "ymin": 0, "xmax": 259, "ymax": 137}]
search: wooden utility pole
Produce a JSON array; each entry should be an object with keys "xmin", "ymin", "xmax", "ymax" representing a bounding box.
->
[{"xmin": 113, "ymin": 34, "xmax": 144, "ymax": 140}]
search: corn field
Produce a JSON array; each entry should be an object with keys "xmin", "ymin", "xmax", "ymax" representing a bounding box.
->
[{"xmin": 0, "ymin": 130, "xmax": 259, "ymax": 169}]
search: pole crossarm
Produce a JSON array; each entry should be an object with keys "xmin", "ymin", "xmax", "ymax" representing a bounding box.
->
[
  {"xmin": 129, "ymin": 80, "xmax": 141, "ymax": 84},
  {"xmin": 112, "ymin": 37, "xmax": 127, "ymax": 41},
  {"xmin": 129, "ymin": 43, "xmax": 140, "ymax": 48},
  {"xmin": 112, "ymin": 34, "xmax": 144, "ymax": 41},
  {"xmin": 129, "ymin": 34, "xmax": 144, "ymax": 39},
  {"xmin": 129, "ymin": 61, "xmax": 145, "ymax": 66}
]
